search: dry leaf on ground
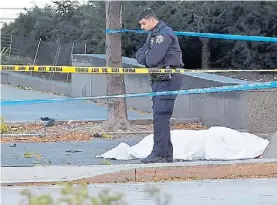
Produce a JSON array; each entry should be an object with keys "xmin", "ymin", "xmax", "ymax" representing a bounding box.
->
[{"xmin": 1, "ymin": 121, "xmax": 207, "ymax": 143}]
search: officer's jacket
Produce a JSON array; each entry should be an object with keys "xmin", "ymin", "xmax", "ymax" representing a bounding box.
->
[{"xmin": 136, "ymin": 21, "xmax": 184, "ymax": 69}]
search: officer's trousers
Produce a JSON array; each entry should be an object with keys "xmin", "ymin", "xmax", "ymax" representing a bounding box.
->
[{"xmin": 150, "ymin": 74, "xmax": 182, "ymax": 158}]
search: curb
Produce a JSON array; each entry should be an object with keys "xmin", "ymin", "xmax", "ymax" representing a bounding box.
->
[
  {"xmin": 72, "ymin": 162, "xmax": 277, "ymax": 184},
  {"xmin": 2, "ymin": 160, "xmax": 276, "ymax": 186}
]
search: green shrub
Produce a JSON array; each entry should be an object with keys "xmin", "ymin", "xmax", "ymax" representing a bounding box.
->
[
  {"xmin": 20, "ymin": 182, "xmax": 124, "ymax": 205},
  {"xmin": 19, "ymin": 182, "xmax": 171, "ymax": 205},
  {"xmin": 0, "ymin": 116, "xmax": 9, "ymax": 134}
]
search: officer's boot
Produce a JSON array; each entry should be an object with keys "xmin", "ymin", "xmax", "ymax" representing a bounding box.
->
[
  {"xmin": 165, "ymin": 156, "xmax": 174, "ymax": 163},
  {"xmin": 165, "ymin": 137, "xmax": 174, "ymax": 163},
  {"xmin": 141, "ymin": 153, "xmax": 166, "ymax": 164}
]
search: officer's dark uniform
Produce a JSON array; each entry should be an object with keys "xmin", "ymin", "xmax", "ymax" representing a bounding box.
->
[{"xmin": 135, "ymin": 21, "xmax": 184, "ymax": 163}]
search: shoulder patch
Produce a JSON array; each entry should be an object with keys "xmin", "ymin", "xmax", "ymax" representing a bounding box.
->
[{"xmin": 155, "ymin": 35, "xmax": 165, "ymax": 44}]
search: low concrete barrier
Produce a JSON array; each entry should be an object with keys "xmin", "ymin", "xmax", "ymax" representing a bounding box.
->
[
  {"xmin": 71, "ymin": 54, "xmax": 277, "ymax": 133},
  {"xmin": 1, "ymin": 54, "xmax": 276, "ymax": 133},
  {"xmin": 1, "ymin": 71, "xmax": 71, "ymax": 96}
]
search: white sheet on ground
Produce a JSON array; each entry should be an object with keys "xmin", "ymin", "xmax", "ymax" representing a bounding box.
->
[{"xmin": 96, "ymin": 126, "xmax": 269, "ymax": 161}]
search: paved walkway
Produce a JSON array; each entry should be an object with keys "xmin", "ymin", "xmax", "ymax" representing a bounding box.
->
[
  {"xmin": 2, "ymin": 178, "xmax": 277, "ymax": 205},
  {"xmin": 1, "ymin": 84, "xmax": 152, "ymax": 121},
  {"xmin": 1, "ymin": 138, "xmax": 143, "ymax": 167},
  {"xmin": 2, "ymin": 134, "xmax": 277, "ymax": 167},
  {"xmin": 2, "ymin": 158, "xmax": 277, "ymax": 184}
]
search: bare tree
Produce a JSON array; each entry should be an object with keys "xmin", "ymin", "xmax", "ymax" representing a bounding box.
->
[{"xmin": 100, "ymin": 0, "xmax": 132, "ymax": 131}]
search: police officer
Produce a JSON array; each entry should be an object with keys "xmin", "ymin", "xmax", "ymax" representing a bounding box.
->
[{"xmin": 135, "ymin": 8, "xmax": 184, "ymax": 163}]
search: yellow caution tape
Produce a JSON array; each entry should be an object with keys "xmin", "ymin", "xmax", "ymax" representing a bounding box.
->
[{"xmin": 0, "ymin": 65, "xmax": 276, "ymax": 74}]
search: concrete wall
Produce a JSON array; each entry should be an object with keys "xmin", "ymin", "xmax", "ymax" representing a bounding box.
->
[
  {"xmin": 1, "ymin": 53, "xmax": 276, "ymax": 134},
  {"xmin": 247, "ymin": 89, "xmax": 277, "ymax": 133},
  {"xmin": 1, "ymin": 71, "xmax": 71, "ymax": 96},
  {"xmin": 71, "ymin": 54, "xmax": 277, "ymax": 133}
]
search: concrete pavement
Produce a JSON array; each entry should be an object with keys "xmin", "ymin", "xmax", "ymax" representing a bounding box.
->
[
  {"xmin": 0, "ymin": 84, "xmax": 152, "ymax": 121},
  {"xmin": 2, "ymin": 178, "xmax": 277, "ymax": 205},
  {"xmin": 1, "ymin": 158, "xmax": 277, "ymax": 185},
  {"xmin": 1, "ymin": 137, "xmax": 143, "ymax": 167},
  {"xmin": 2, "ymin": 133, "xmax": 277, "ymax": 167}
]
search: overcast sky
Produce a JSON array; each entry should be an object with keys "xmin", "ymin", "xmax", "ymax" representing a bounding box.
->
[
  {"xmin": 0, "ymin": 0, "xmax": 87, "ymax": 25},
  {"xmin": 0, "ymin": 0, "xmax": 54, "ymax": 25}
]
